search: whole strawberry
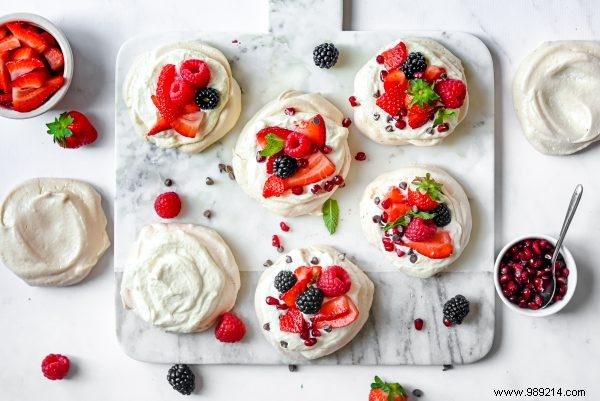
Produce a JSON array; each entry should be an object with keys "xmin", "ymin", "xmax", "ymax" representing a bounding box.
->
[
  {"xmin": 435, "ymin": 78, "xmax": 467, "ymax": 109},
  {"xmin": 404, "ymin": 217, "xmax": 437, "ymax": 242},
  {"xmin": 407, "ymin": 173, "xmax": 443, "ymax": 211},
  {"xmin": 215, "ymin": 312, "xmax": 246, "ymax": 343},
  {"xmin": 369, "ymin": 376, "xmax": 407, "ymax": 401},
  {"xmin": 46, "ymin": 111, "xmax": 98, "ymax": 149}
]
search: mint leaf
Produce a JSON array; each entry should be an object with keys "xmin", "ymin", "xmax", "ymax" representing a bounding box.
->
[
  {"xmin": 260, "ymin": 133, "xmax": 285, "ymax": 156},
  {"xmin": 433, "ymin": 107, "xmax": 456, "ymax": 126},
  {"xmin": 382, "ymin": 210, "xmax": 436, "ymax": 231},
  {"xmin": 322, "ymin": 199, "xmax": 339, "ymax": 235}
]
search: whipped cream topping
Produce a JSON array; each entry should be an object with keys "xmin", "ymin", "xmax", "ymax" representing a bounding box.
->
[
  {"xmin": 120, "ymin": 224, "xmax": 240, "ymax": 333},
  {"xmin": 255, "ymin": 245, "xmax": 374, "ymax": 361},
  {"xmin": 360, "ymin": 166, "xmax": 472, "ymax": 278},
  {"xmin": 354, "ymin": 38, "xmax": 468, "ymax": 146},
  {"xmin": 123, "ymin": 41, "xmax": 241, "ymax": 153},
  {"xmin": 513, "ymin": 41, "xmax": 600, "ymax": 155},
  {"xmin": 232, "ymin": 91, "xmax": 351, "ymax": 217},
  {"xmin": 0, "ymin": 178, "xmax": 110, "ymax": 286}
]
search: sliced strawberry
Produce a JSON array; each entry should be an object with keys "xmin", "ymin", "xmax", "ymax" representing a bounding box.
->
[
  {"xmin": 43, "ymin": 48, "xmax": 64, "ymax": 71},
  {"xmin": 40, "ymin": 32, "xmax": 58, "ymax": 48},
  {"xmin": 279, "ymin": 307, "xmax": 305, "ymax": 333},
  {"xmin": 296, "ymin": 114, "xmax": 326, "ymax": 147},
  {"xmin": 170, "ymin": 109, "xmax": 204, "ymax": 138},
  {"xmin": 407, "ymin": 111, "xmax": 432, "ymax": 129},
  {"xmin": 6, "ymin": 23, "xmax": 47, "ymax": 54},
  {"xmin": 12, "ymin": 84, "xmax": 60, "ymax": 112},
  {"xmin": 266, "ymin": 155, "xmax": 277, "ymax": 174},
  {"xmin": 262, "ymin": 175, "xmax": 286, "ymax": 198},
  {"xmin": 405, "ymin": 231, "xmax": 454, "ymax": 259},
  {"xmin": 0, "ymin": 26, "xmax": 7, "ymax": 40},
  {"xmin": 312, "ymin": 295, "xmax": 359, "ymax": 329},
  {"xmin": 283, "ymin": 151, "xmax": 335, "ymax": 188},
  {"xmin": 11, "ymin": 46, "xmax": 37, "ymax": 61},
  {"xmin": 424, "ymin": 65, "xmax": 446, "ymax": 83},
  {"xmin": 0, "ymin": 93, "xmax": 12, "ymax": 107},
  {"xmin": 256, "ymin": 126, "xmax": 294, "ymax": 148},
  {"xmin": 147, "ymin": 116, "xmax": 170, "ymax": 136},
  {"xmin": 380, "ymin": 41, "xmax": 407, "ymax": 71},
  {"xmin": 383, "ymin": 69, "xmax": 407, "ymax": 93},
  {"xmin": 6, "ymin": 58, "xmax": 45, "ymax": 81},
  {"xmin": 11, "ymin": 69, "xmax": 46, "ymax": 89},
  {"xmin": 46, "ymin": 75, "xmax": 65, "ymax": 89},
  {"xmin": 294, "ymin": 265, "xmax": 322, "ymax": 282},
  {"xmin": 154, "ymin": 64, "xmax": 179, "ymax": 122},
  {"xmin": 0, "ymin": 35, "xmax": 20, "ymax": 53},
  {"xmin": 383, "ymin": 187, "xmax": 411, "ymax": 222},
  {"xmin": 0, "ymin": 53, "xmax": 11, "ymax": 93},
  {"xmin": 281, "ymin": 278, "xmax": 311, "ymax": 307},
  {"xmin": 376, "ymin": 84, "xmax": 406, "ymax": 116}
]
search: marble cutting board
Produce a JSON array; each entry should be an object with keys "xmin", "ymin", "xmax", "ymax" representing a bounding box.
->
[{"xmin": 114, "ymin": 0, "xmax": 495, "ymax": 365}]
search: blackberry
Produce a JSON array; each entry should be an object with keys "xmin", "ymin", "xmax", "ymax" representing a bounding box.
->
[
  {"xmin": 195, "ymin": 87, "xmax": 220, "ymax": 109},
  {"xmin": 295, "ymin": 286, "xmax": 324, "ymax": 314},
  {"xmin": 313, "ymin": 43, "xmax": 339, "ymax": 69},
  {"xmin": 443, "ymin": 295, "xmax": 470, "ymax": 325},
  {"xmin": 273, "ymin": 155, "xmax": 298, "ymax": 179},
  {"xmin": 432, "ymin": 203, "xmax": 451, "ymax": 227},
  {"xmin": 274, "ymin": 270, "xmax": 297, "ymax": 293},
  {"xmin": 167, "ymin": 364, "xmax": 195, "ymax": 395},
  {"xmin": 401, "ymin": 52, "xmax": 427, "ymax": 79}
]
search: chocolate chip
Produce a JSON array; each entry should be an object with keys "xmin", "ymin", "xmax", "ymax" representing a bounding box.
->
[
  {"xmin": 410, "ymin": 254, "xmax": 418, "ymax": 263},
  {"xmin": 310, "ymin": 257, "xmax": 319, "ymax": 265},
  {"xmin": 277, "ymin": 246, "xmax": 284, "ymax": 253},
  {"xmin": 385, "ymin": 125, "xmax": 394, "ymax": 132},
  {"xmin": 285, "ymin": 256, "xmax": 292, "ymax": 263},
  {"xmin": 392, "ymin": 234, "xmax": 401, "ymax": 242},
  {"xmin": 373, "ymin": 196, "xmax": 380, "ymax": 205},
  {"xmin": 323, "ymin": 325, "xmax": 332, "ymax": 333},
  {"xmin": 372, "ymin": 215, "xmax": 381, "ymax": 224},
  {"xmin": 373, "ymin": 113, "xmax": 380, "ymax": 121},
  {"xmin": 426, "ymin": 127, "xmax": 434, "ymax": 135},
  {"xmin": 164, "ymin": 178, "xmax": 173, "ymax": 187},
  {"xmin": 280, "ymin": 341, "xmax": 288, "ymax": 348},
  {"xmin": 412, "ymin": 389, "xmax": 424, "ymax": 397},
  {"xmin": 338, "ymin": 253, "xmax": 346, "ymax": 261},
  {"xmin": 228, "ymin": 171, "xmax": 236, "ymax": 181},
  {"xmin": 218, "ymin": 163, "xmax": 226, "ymax": 173},
  {"xmin": 225, "ymin": 165, "xmax": 233, "ymax": 173},
  {"xmin": 399, "ymin": 181, "xmax": 407, "ymax": 190},
  {"xmin": 203, "ymin": 210, "xmax": 212, "ymax": 219},
  {"xmin": 442, "ymin": 364, "xmax": 453, "ymax": 371},
  {"xmin": 205, "ymin": 177, "xmax": 214, "ymax": 185},
  {"xmin": 288, "ymin": 364, "xmax": 297, "ymax": 372},
  {"xmin": 263, "ymin": 259, "xmax": 273, "ymax": 267},
  {"xmin": 263, "ymin": 323, "xmax": 270, "ymax": 331},
  {"xmin": 373, "ymin": 91, "xmax": 380, "ymax": 98},
  {"xmin": 386, "ymin": 115, "xmax": 394, "ymax": 123}
]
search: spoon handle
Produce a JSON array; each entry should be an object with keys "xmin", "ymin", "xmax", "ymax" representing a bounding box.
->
[{"xmin": 554, "ymin": 184, "xmax": 583, "ymax": 254}]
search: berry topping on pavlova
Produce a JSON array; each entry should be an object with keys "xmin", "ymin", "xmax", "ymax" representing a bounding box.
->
[
  {"xmin": 255, "ymin": 246, "xmax": 374, "ymax": 361},
  {"xmin": 232, "ymin": 91, "xmax": 351, "ymax": 217},
  {"xmin": 360, "ymin": 166, "xmax": 472, "ymax": 278},
  {"xmin": 123, "ymin": 42, "xmax": 241, "ymax": 153},
  {"xmin": 353, "ymin": 38, "xmax": 468, "ymax": 146}
]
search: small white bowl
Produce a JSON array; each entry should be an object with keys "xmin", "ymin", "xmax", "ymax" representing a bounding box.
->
[
  {"xmin": 0, "ymin": 12, "xmax": 73, "ymax": 119},
  {"xmin": 494, "ymin": 234, "xmax": 577, "ymax": 317}
]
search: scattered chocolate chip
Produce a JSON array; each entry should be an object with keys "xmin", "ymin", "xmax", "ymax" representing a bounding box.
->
[
  {"xmin": 426, "ymin": 127, "xmax": 434, "ymax": 135},
  {"xmin": 373, "ymin": 196, "xmax": 380, "ymax": 205},
  {"xmin": 373, "ymin": 113, "xmax": 380, "ymax": 121},
  {"xmin": 385, "ymin": 125, "xmax": 394, "ymax": 132},
  {"xmin": 386, "ymin": 115, "xmax": 394, "ymax": 123},
  {"xmin": 225, "ymin": 165, "xmax": 233, "ymax": 173},
  {"xmin": 285, "ymin": 255, "xmax": 292, "ymax": 263},
  {"xmin": 310, "ymin": 257, "xmax": 319, "ymax": 265},
  {"xmin": 412, "ymin": 389, "xmax": 424, "ymax": 397},
  {"xmin": 288, "ymin": 364, "xmax": 297, "ymax": 372},
  {"xmin": 323, "ymin": 325, "xmax": 332, "ymax": 333},
  {"xmin": 164, "ymin": 178, "xmax": 173, "ymax": 187},
  {"xmin": 277, "ymin": 246, "xmax": 284, "ymax": 253},
  {"xmin": 218, "ymin": 163, "xmax": 226, "ymax": 173},
  {"xmin": 372, "ymin": 215, "xmax": 381, "ymax": 224},
  {"xmin": 203, "ymin": 210, "xmax": 212, "ymax": 219},
  {"xmin": 263, "ymin": 259, "xmax": 273, "ymax": 267},
  {"xmin": 373, "ymin": 90, "xmax": 380, "ymax": 98},
  {"xmin": 263, "ymin": 323, "xmax": 270, "ymax": 331},
  {"xmin": 399, "ymin": 181, "xmax": 407, "ymax": 190},
  {"xmin": 228, "ymin": 171, "xmax": 236, "ymax": 181},
  {"xmin": 205, "ymin": 177, "xmax": 214, "ymax": 185},
  {"xmin": 280, "ymin": 341, "xmax": 288, "ymax": 348},
  {"xmin": 410, "ymin": 254, "xmax": 418, "ymax": 263},
  {"xmin": 442, "ymin": 364, "xmax": 453, "ymax": 371},
  {"xmin": 392, "ymin": 234, "xmax": 401, "ymax": 242},
  {"xmin": 338, "ymin": 253, "xmax": 346, "ymax": 261}
]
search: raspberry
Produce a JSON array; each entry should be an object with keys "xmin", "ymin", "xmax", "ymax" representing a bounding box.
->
[
  {"xmin": 284, "ymin": 132, "xmax": 312, "ymax": 158},
  {"xmin": 316, "ymin": 265, "xmax": 352, "ymax": 297},
  {"xmin": 434, "ymin": 79, "xmax": 467, "ymax": 109},
  {"xmin": 404, "ymin": 218, "xmax": 437, "ymax": 242},
  {"xmin": 41, "ymin": 354, "xmax": 70, "ymax": 380},
  {"xmin": 180, "ymin": 59, "xmax": 211, "ymax": 89},
  {"xmin": 154, "ymin": 192, "xmax": 182, "ymax": 218},
  {"xmin": 169, "ymin": 77, "xmax": 195, "ymax": 107},
  {"xmin": 215, "ymin": 312, "xmax": 246, "ymax": 343}
]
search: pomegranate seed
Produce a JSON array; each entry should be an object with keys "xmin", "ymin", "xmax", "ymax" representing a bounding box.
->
[
  {"xmin": 266, "ymin": 296, "xmax": 280, "ymax": 305},
  {"xmin": 376, "ymin": 54, "xmax": 384, "ymax": 64},
  {"xmin": 443, "ymin": 318, "xmax": 453, "ymax": 327},
  {"xmin": 292, "ymin": 186, "xmax": 304, "ymax": 195},
  {"xmin": 395, "ymin": 119, "xmax": 406, "ymax": 129},
  {"xmin": 399, "ymin": 107, "xmax": 408, "ymax": 117},
  {"xmin": 311, "ymin": 184, "xmax": 322, "ymax": 194},
  {"xmin": 557, "ymin": 276, "xmax": 567, "ymax": 285},
  {"xmin": 414, "ymin": 318, "xmax": 424, "ymax": 331},
  {"xmin": 518, "ymin": 300, "xmax": 528, "ymax": 308},
  {"xmin": 563, "ymin": 267, "xmax": 570, "ymax": 277},
  {"xmin": 276, "ymin": 303, "xmax": 289, "ymax": 310},
  {"xmin": 436, "ymin": 123, "xmax": 449, "ymax": 133},
  {"xmin": 380, "ymin": 70, "xmax": 388, "ymax": 81},
  {"xmin": 413, "ymin": 71, "xmax": 424, "ymax": 78},
  {"xmin": 304, "ymin": 338, "xmax": 317, "ymax": 346},
  {"xmin": 506, "ymin": 281, "xmax": 517, "ymax": 293},
  {"xmin": 297, "ymin": 158, "xmax": 308, "ymax": 168},
  {"xmin": 349, "ymin": 96, "xmax": 359, "ymax": 107},
  {"xmin": 355, "ymin": 151, "xmax": 367, "ymax": 161},
  {"xmin": 256, "ymin": 152, "xmax": 267, "ymax": 163},
  {"xmin": 311, "ymin": 329, "xmax": 321, "ymax": 337},
  {"xmin": 381, "ymin": 198, "xmax": 391, "ymax": 209},
  {"xmin": 321, "ymin": 145, "xmax": 332, "ymax": 154},
  {"xmin": 499, "ymin": 274, "xmax": 510, "ymax": 284},
  {"xmin": 381, "ymin": 211, "xmax": 388, "ymax": 223},
  {"xmin": 311, "ymin": 143, "xmax": 319, "ymax": 153},
  {"xmin": 272, "ymin": 235, "xmax": 280, "ymax": 248},
  {"xmin": 522, "ymin": 288, "xmax": 531, "ymax": 301},
  {"xmin": 528, "ymin": 302, "xmax": 540, "ymax": 310},
  {"xmin": 500, "ymin": 265, "xmax": 512, "ymax": 275},
  {"xmin": 532, "ymin": 241, "xmax": 542, "ymax": 255},
  {"xmin": 558, "ymin": 285, "xmax": 567, "ymax": 295},
  {"xmin": 342, "ymin": 117, "xmax": 352, "ymax": 127},
  {"xmin": 332, "ymin": 175, "xmax": 344, "ymax": 185},
  {"xmin": 300, "ymin": 330, "xmax": 310, "ymax": 340},
  {"xmin": 280, "ymin": 222, "xmax": 290, "ymax": 232},
  {"xmin": 324, "ymin": 182, "xmax": 334, "ymax": 192},
  {"xmin": 284, "ymin": 107, "xmax": 296, "ymax": 116},
  {"xmin": 396, "ymin": 249, "xmax": 406, "ymax": 257}
]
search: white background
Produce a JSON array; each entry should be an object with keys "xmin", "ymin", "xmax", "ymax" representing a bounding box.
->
[{"xmin": 0, "ymin": 1, "xmax": 599, "ymax": 400}]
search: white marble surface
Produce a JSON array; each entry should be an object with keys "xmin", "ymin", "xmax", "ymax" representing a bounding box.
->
[{"xmin": 0, "ymin": 0, "xmax": 599, "ymax": 400}]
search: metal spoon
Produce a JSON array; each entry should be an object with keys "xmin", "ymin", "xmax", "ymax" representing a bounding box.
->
[{"xmin": 540, "ymin": 184, "xmax": 583, "ymax": 308}]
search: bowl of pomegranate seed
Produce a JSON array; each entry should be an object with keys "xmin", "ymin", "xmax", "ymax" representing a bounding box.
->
[
  {"xmin": 494, "ymin": 235, "xmax": 577, "ymax": 316},
  {"xmin": 0, "ymin": 13, "xmax": 73, "ymax": 119}
]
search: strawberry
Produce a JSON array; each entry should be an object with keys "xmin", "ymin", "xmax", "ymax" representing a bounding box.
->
[
  {"xmin": 369, "ymin": 377, "xmax": 407, "ymax": 401},
  {"xmin": 382, "ymin": 187, "xmax": 412, "ymax": 222},
  {"xmin": 262, "ymin": 175, "xmax": 286, "ymax": 198},
  {"xmin": 214, "ymin": 312, "xmax": 246, "ymax": 343},
  {"xmin": 380, "ymin": 41, "xmax": 408, "ymax": 71},
  {"xmin": 6, "ymin": 23, "xmax": 47, "ymax": 53},
  {"xmin": 279, "ymin": 307, "xmax": 305, "ymax": 333},
  {"xmin": 266, "ymin": 154, "xmax": 278, "ymax": 174},
  {"xmin": 43, "ymin": 48, "xmax": 64, "ymax": 71},
  {"xmin": 0, "ymin": 53, "xmax": 11, "ymax": 93},
  {"xmin": 376, "ymin": 83, "xmax": 406, "ymax": 116},
  {"xmin": 0, "ymin": 26, "xmax": 6, "ymax": 40},
  {"xmin": 406, "ymin": 230, "xmax": 453, "ymax": 259},
  {"xmin": 46, "ymin": 111, "xmax": 98, "ymax": 148},
  {"xmin": 435, "ymin": 78, "xmax": 467, "ymax": 109},
  {"xmin": 407, "ymin": 110, "xmax": 432, "ymax": 129},
  {"xmin": 0, "ymin": 35, "xmax": 20, "ymax": 53},
  {"xmin": 294, "ymin": 265, "xmax": 322, "ymax": 282},
  {"xmin": 46, "ymin": 75, "xmax": 64, "ymax": 88},
  {"xmin": 404, "ymin": 94, "xmax": 435, "ymax": 115},
  {"xmin": 256, "ymin": 126, "xmax": 294, "ymax": 148},
  {"xmin": 147, "ymin": 116, "xmax": 170, "ymax": 136},
  {"xmin": 424, "ymin": 65, "xmax": 446, "ymax": 82},
  {"xmin": 40, "ymin": 32, "xmax": 59, "ymax": 48},
  {"xmin": 0, "ymin": 93, "xmax": 12, "ymax": 107},
  {"xmin": 11, "ymin": 69, "xmax": 46, "ymax": 89},
  {"xmin": 312, "ymin": 295, "xmax": 358, "ymax": 329},
  {"xmin": 11, "ymin": 46, "xmax": 37, "ymax": 61},
  {"xmin": 154, "ymin": 64, "xmax": 179, "ymax": 122},
  {"xmin": 12, "ymin": 84, "xmax": 60, "ymax": 112},
  {"xmin": 284, "ymin": 131, "xmax": 312, "ymax": 158},
  {"xmin": 404, "ymin": 217, "xmax": 437, "ymax": 241},
  {"xmin": 296, "ymin": 114, "xmax": 326, "ymax": 147},
  {"xmin": 405, "ymin": 78, "xmax": 439, "ymax": 113},
  {"xmin": 407, "ymin": 173, "xmax": 443, "ymax": 211},
  {"xmin": 6, "ymin": 58, "xmax": 45, "ymax": 80},
  {"xmin": 180, "ymin": 59, "xmax": 211, "ymax": 89},
  {"xmin": 170, "ymin": 107, "xmax": 204, "ymax": 138},
  {"xmin": 283, "ymin": 151, "xmax": 335, "ymax": 188},
  {"xmin": 383, "ymin": 69, "xmax": 407, "ymax": 93},
  {"xmin": 316, "ymin": 265, "xmax": 351, "ymax": 297}
]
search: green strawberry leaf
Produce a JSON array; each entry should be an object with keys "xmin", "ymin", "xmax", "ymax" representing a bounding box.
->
[
  {"xmin": 433, "ymin": 107, "xmax": 456, "ymax": 126},
  {"xmin": 260, "ymin": 133, "xmax": 285, "ymax": 156},
  {"xmin": 322, "ymin": 199, "xmax": 339, "ymax": 235},
  {"xmin": 407, "ymin": 79, "xmax": 440, "ymax": 108},
  {"xmin": 412, "ymin": 173, "xmax": 444, "ymax": 201},
  {"xmin": 382, "ymin": 210, "xmax": 436, "ymax": 231},
  {"xmin": 46, "ymin": 112, "xmax": 74, "ymax": 147}
]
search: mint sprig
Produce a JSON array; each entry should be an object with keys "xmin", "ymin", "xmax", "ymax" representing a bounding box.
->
[
  {"xmin": 260, "ymin": 133, "xmax": 285, "ymax": 156},
  {"xmin": 322, "ymin": 199, "xmax": 339, "ymax": 235},
  {"xmin": 382, "ymin": 210, "xmax": 435, "ymax": 231},
  {"xmin": 433, "ymin": 107, "xmax": 456, "ymax": 126}
]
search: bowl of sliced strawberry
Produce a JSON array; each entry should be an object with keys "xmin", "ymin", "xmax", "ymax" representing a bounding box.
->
[{"xmin": 0, "ymin": 13, "xmax": 73, "ymax": 118}]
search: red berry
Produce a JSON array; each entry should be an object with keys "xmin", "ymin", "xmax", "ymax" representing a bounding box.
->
[
  {"xmin": 443, "ymin": 318, "xmax": 453, "ymax": 327},
  {"xmin": 317, "ymin": 265, "xmax": 352, "ymax": 297},
  {"xmin": 284, "ymin": 132, "xmax": 312, "ymax": 158},
  {"xmin": 321, "ymin": 145, "xmax": 332, "ymax": 154},
  {"xmin": 304, "ymin": 338, "xmax": 318, "ymax": 347},
  {"xmin": 214, "ymin": 312, "xmax": 246, "ymax": 343},
  {"xmin": 284, "ymin": 107, "xmax": 296, "ymax": 116},
  {"xmin": 280, "ymin": 222, "xmax": 290, "ymax": 232},
  {"xmin": 324, "ymin": 181, "xmax": 334, "ymax": 192},
  {"xmin": 169, "ymin": 77, "xmax": 195, "ymax": 107},
  {"xmin": 266, "ymin": 296, "xmax": 280, "ymax": 305},
  {"xmin": 404, "ymin": 218, "xmax": 437, "ymax": 242},
  {"xmin": 292, "ymin": 186, "xmax": 304, "ymax": 195},
  {"xmin": 437, "ymin": 123, "xmax": 449, "ymax": 132},
  {"xmin": 332, "ymin": 175, "xmax": 344, "ymax": 185},
  {"xmin": 355, "ymin": 151, "xmax": 366, "ymax": 161},
  {"xmin": 375, "ymin": 54, "xmax": 384, "ymax": 64},
  {"xmin": 380, "ymin": 41, "xmax": 408, "ymax": 71},
  {"xmin": 41, "ymin": 354, "xmax": 70, "ymax": 380},
  {"xmin": 154, "ymin": 192, "xmax": 182, "ymax": 218},
  {"xmin": 348, "ymin": 96, "xmax": 359, "ymax": 107},
  {"xmin": 342, "ymin": 117, "xmax": 352, "ymax": 127},
  {"xmin": 376, "ymin": 84, "xmax": 406, "ymax": 116},
  {"xmin": 395, "ymin": 119, "xmax": 407, "ymax": 129},
  {"xmin": 272, "ymin": 234, "xmax": 281, "ymax": 248},
  {"xmin": 297, "ymin": 158, "xmax": 308, "ymax": 168},
  {"xmin": 434, "ymin": 78, "xmax": 467, "ymax": 109},
  {"xmin": 180, "ymin": 59, "xmax": 211, "ymax": 89},
  {"xmin": 311, "ymin": 184, "xmax": 322, "ymax": 194},
  {"xmin": 414, "ymin": 318, "xmax": 424, "ymax": 331},
  {"xmin": 263, "ymin": 176, "xmax": 285, "ymax": 198}
]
